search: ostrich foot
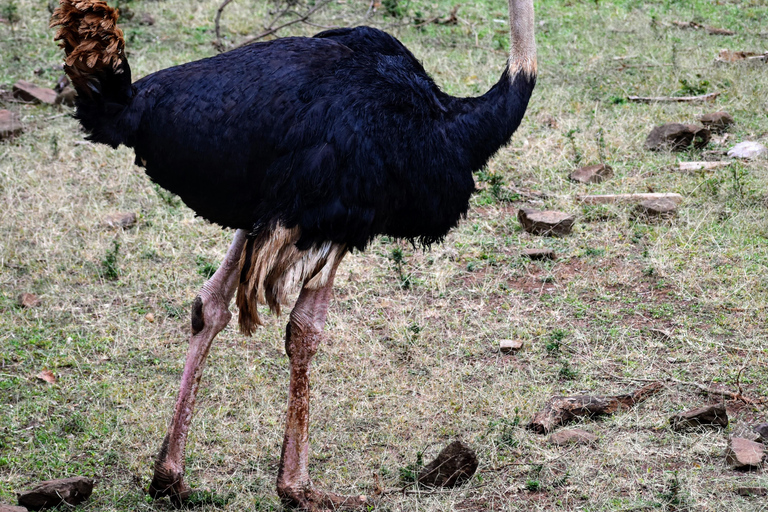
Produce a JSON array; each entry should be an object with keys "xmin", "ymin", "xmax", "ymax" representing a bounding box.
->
[
  {"xmin": 148, "ymin": 464, "xmax": 191, "ymax": 506},
  {"xmin": 278, "ymin": 486, "xmax": 368, "ymax": 511}
]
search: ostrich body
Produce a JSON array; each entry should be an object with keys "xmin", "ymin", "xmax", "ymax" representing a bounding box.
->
[{"xmin": 51, "ymin": 0, "xmax": 536, "ymax": 509}]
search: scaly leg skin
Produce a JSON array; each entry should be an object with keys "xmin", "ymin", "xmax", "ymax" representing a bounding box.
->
[
  {"xmin": 148, "ymin": 229, "xmax": 247, "ymax": 505},
  {"xmin": 276, "ymin": 257, "xmax": 368, "ymax": 511}
]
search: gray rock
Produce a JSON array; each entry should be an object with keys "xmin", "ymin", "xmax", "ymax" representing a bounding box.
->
[
  {"xmin": 499, "ymin": 339, "xmax": 524, "ymax": 353},
  {"xmin": 521, "ymin": 248, "xmax": 556, "ymax": 260},
  {"xmin": 645, "ymin": 123, "xmax": 710, "ymax": 151},
  {"xmin": 699, "ymin": 111, "xmax": 734, "ymax": 133},
  {"xmin": 735, "ymin": 487, "xmax": 768, "ymax": 497},
  {"xmin": 0, "ymin": 504, "xmax": 29, "ymax": 512},
  {"xmin": 18, "ymin": 293, "xmax": 41, "ymax": 309},
  {"xmin": 725, "ymin": 437, "xmax": 765, "ymax": 470},
  {"xmin": 417, "ymin": 440, "xmax": 478, "ymax": 488},
  {"xmin": 12, "ymin": 81, "xmax": 57, "ymax": 105},
  {"xmin": 727, "ymin": 141, "xmax": 767, "ymax": 159},
  {"xmin": 103, "ymin": 212, "xmax": 137, "ymax": 229},
  {"xmin": 755, "ymin": 422, "xmax": 768, "ymax": 443},
  {"xmin": 548, "ymin": 428, "xmax": 598, "ymax": 446},
  {"xmin": 670, "ymin": 404, "xmax": 728, "ymax": 431},
  {"xmin": 569, "ymin": 164, "xmax": 613, "ymax": 184},
  {"xmin": 17, "ymin": 477, "xmax": 94, "ymax": 510},
  {"xmin": 634, "ymin": 198, "xmax": 678, "ymax": 220},
  {"xmin": 0, "ymin": 110, "xmax": 23, "ymax": 140},
  {"xmin": 518, "ymin": 209, "xmax": 575, "ymax": 236}
]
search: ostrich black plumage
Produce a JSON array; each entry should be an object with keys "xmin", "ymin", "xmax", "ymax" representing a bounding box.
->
[{"xmin": 52, "ymin": 0, "xmax": 536, "ymax": 509}]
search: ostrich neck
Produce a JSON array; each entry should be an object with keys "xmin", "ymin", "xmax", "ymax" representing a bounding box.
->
[{"xmin": 507, "ymin": 0, "xmax": 537, "ymax": 78}]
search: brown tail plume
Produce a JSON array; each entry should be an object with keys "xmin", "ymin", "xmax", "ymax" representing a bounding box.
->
[{"xmin": 50, "ymin": 0, "xmax": 126, "ymax": 97}]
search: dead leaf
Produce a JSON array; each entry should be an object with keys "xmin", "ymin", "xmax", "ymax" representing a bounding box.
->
[{"xmin": 36, "ymin": 370, "xmax": 56, "ymax": 384}]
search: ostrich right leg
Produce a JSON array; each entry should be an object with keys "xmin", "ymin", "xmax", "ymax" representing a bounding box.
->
[{"xmin": 148, "ymin": 229, "xmax": 247, "ymax": 504}]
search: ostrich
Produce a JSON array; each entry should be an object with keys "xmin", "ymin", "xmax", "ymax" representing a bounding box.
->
[{"xmin": 51, "ymin": 0, "xmax": 536, "ymax": 509}]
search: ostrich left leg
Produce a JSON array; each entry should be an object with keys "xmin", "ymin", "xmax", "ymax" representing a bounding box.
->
[
  {"xmin": 149, "ymin": 229, "xmax": 247, "ymax": 504},
  {"xmin": 276, "ymin": 258, "xmax": 368, "ymax": 511}
]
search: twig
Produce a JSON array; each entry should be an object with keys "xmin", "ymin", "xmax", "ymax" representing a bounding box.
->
[
  {"xmin": 214, "ymin": 0, "xmax": 237, "ymax": 51},
  {"xmin": 667, "ymin": 376, "xmax": 763, "ymax": 406},
  {"xmin": 627, "ymin": 92, "xmax": 720, "ymax": 103},
  {"xmin": 235, "ymin": 0, "xmax": 334, "ymax": 48}
]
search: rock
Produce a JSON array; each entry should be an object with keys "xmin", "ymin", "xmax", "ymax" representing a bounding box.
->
[
  {"xmin": 735, "ymin": 487, "xmax": 768, "ymax": 497},
  {"xmin": 19, "ymin": 293, "xmax": 41, "ymax": 309},
  {"xmin": 716, "ymin": 49, "xmax": 758, "ymax": 62},
  {"xmin": 0, "ymin": 505, "xmax": 28, "ymax": 512},
  {"xmin": 644, "ymin": 123, "xmax": 710, "ymax": 151},
  {"xmin": 521, "ymin": 248, "xmax": 556, "ymax": 261},
  {"xmin": 699, "ymin": 111, "xmax": 734, "ymax": 133},
  {"xmin": 144, "ymin": 312, "xmax": 155, "ymax": 323},
  {"xmin": 12, "ymin": 81, "xmax": 57, "ymax": 105},
  {"xmin": 755, "ymin": 423, "xmax": 768, "ymax": 443},
  {"xmin": 0, "ymin": 110, "xmax": 23, "ymax": 139},
  {"xmin": 727, "ymin": 141, "xmax": 767, "ymax": 159},
  {"xmin": 678, "ymin": 161, "xmax": 731, "ymax": 171},
  {"xmin": 518, "ymin": 209, "xmax": 575, "ymax": 236},
  {"xmin": 706, "ymin": 26, "xmax": 736, "ymax": 36},
  {"xmin": 103, "ymin": 212, "xmax": 137, "ymax": 229},
  {"xmin": 579, "ymin": 193, "xmax": 683, "ymax": 205},
  {"xmin": 569, "ymin": 164, "xmax": 613, "ymax": 184},
  {"xmin": 499, "ymin": 339, "xmax": 524, "ymax": 353},
  {"xmin": 54, "ymin": 86, "xmax": 76, "ymax": 107},
  {"xmin": 138, "ymin": 12, "xmax": 155, "ymax": 25},
  {"xmin": 670, "ymin": 404, "xmax": 728, "ymax": 431},
  {"xmin": 725, "ymin": 438, "xmax": 765, "ymax": 470},
  {"xmin": 731, "ymin": 421, "xmax": 762, "ymax": 442},
  {"xmin": 548, "ymin": 428, "xmax": 598, "ymax": 446},
  {"xmin": 417, "ymin": 440, "xmax": 478, "ymax": 488},
  {"xmin": 633, "ymin": 198, "xmax": 678, "ymax": 220},
  {"xmin": 17, "ymin": 477, "xmax": 94, "ymax": 509}
]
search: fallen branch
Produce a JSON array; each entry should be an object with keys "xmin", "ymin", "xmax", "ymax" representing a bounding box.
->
[
  {"xmin": 527, "ymin": 382, "xmax": 664, "ymax": 434},
  {"xmin": 577, "ymin": 193, "xmax": 683, "ymax": 205},
  {"xmin": 628, "ymin": 92, "xmax": 720, "ymax": 103},
  {"xmin": 667, "ymin": 376, "xmax": 764, "ymax": 407}
]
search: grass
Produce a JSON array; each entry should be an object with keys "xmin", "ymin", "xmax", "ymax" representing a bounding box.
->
[{"xmin": 2, "ymin": 0, "xmax": 768, "ymax": 510}]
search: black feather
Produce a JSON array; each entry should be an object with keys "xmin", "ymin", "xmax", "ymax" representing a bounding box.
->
[{"xmin": 74, "ymin": 26, "xmax": 535, "ymax": 250}]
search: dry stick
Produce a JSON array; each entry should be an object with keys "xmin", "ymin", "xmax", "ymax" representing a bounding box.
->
[
  {"xmin": 627, "ymin": 91, "xmax": 720, "ymax": 103},
  {"xmin": 214, "ymin": 0, "xmax": 236, "ymax": 50},
  {"xmin": 527, "ymin": 382, "xmax": 664, "ymax": 434},
  {"xmin": 235, "ymin": 0, "xmax": 334, "ymax": 48}
]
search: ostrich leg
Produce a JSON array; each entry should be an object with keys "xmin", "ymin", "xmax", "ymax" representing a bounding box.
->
[
  {"xmin": 149, "ymin": 229, "xmax": 247, "ymax": 504},
  {"xmin": 276, "ymin": 257, "xmax": 368, "ymax": 511}
]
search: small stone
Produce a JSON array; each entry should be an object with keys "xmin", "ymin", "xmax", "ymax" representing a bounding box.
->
[
  {"xmin": 755, "ymin": 423, "xmax": 768, "ymax": 443},
  {"xmin": 518, "ymin": 209, "xmax": 575, "ymax": 236},
  {"xmin": 735, "ymin": 487, "xmax": 768, "ymax": 497},
  {"xmin": 569, "ymin": 164, "xmax": 613, "ymax": 184},
  {"xmin": 499, "ymin": 339, "xmax": 524, "ymax": 353},
  {"xmin": 677, "ymin": 161, "xmax": 731, "ymax": 171},
  {"xmin": 417, "ymin": 440, "xmax": 478, "ymax": 488},
  {"xmin": 521, "ymin": 248, "xmax": 556, "ymax": 261},
  {"xmin": 145, "ymin": 312, "xmax": 155, "ymax": 323},
  {"xmin": 17, "ymin": 477, "xmax": 94, "ymax": 509},
  {"xmin": 670, "ymin": 404, "xmax": 728, "ymax": 431},
  {"xmin": 103, "ymin": 212, "xmax": 137, "ymax": 229},
  {"xmin": 727, "ymin": 141, "xmax": 767, "ymax": 160},
  {"xmin": 634, "ymin": 198, "xmax": 678, "ymax": 220},
  {"xmin": 644, "ymin": 123, "xmax": 710, "ymax": 151},
  {"xmin": 19, "ymin": 293, "xmax": 41, "ymax": 308},
  {"xmin": 548, "ymin": 428, "xmax": 598, "ymax": 446},
  {"xmin": 0, "ymin": 505, "xmax": 29, "ymax": 512},
  {"xmin": 0, "ymin": 110, "xmax": 23, "ymax": 139},
  {"xmin": 699, "ymin": 111, "xmax": 734, "ymax": 133},
  {"xmin": 138, "ymin": 12, "xmax": 155, "ymax": 25},
  {"xmin": 725, "ymin": 437, "xmax": 765, "ymax": 470},
  {"xmin": 54, "ymin": 86, "xmax": 76, "ymax": 107},
  {"xmin": 12, "ymin": 81, "xmax": 57, "ymax": 105}
]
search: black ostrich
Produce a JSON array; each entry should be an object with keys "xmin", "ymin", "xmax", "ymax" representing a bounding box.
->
[{"xmin": 51, "ymin": 0, "xmax": 536, "ymax": 509}]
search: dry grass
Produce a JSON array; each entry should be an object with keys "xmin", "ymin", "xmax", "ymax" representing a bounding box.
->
[{"xmin": 2, "ymin": 0, "xmax": 768, "ymax": 510}]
